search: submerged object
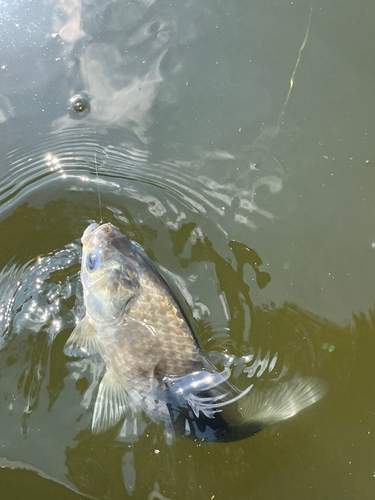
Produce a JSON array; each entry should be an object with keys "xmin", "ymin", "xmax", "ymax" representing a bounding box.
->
[{"xmin": 65, "ymin": 223, "xmax": 327, "ymax": 442}]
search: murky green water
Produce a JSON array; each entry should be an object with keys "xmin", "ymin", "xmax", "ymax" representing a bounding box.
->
[{"xmin": 1, "ymin": 0, "xmax": 375, "ymax": 498}]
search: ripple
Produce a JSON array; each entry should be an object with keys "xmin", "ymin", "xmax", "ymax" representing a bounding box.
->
[
  {"xmin": 0, "ymin": 262, "xmax": 25, "ymax": 351},
  {"xmin": 0, "ymin": 126, "xmax": 147, "ymax": 216},
  {"xmin": 0, "ymin": 242, "xmax": 81, "ymax": 353},
  {"xmin": 0, "ymin": 125, "xmax": 283, "ymax": 236}
]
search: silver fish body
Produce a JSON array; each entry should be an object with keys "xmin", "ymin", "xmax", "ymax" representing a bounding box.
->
[{"xmin": 65, "ymin": 223, "xmax": 327, "ymax": 442}]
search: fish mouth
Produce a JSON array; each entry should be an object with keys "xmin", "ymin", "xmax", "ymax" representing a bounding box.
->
[
  {"xmin": 82, "ymin": 222, "xmax": 99, "ymax": 244},
  {"xmin": 81, "ymin": 222, "xmax": 116, "ymax": 245}
]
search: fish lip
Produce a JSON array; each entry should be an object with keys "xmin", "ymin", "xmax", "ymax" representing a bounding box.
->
[
  {"xmin": 81, "ymin": 222, "xmax": 115, "ymax": 244},
  {"xmin": 82, "ymin": 223, "xmax": 99, "ymax": 244}
]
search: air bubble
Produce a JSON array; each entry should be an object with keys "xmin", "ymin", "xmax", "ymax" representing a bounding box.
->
[{"xmin": 69, "ymin": 93, "xmax": 90, "ymax": 117}]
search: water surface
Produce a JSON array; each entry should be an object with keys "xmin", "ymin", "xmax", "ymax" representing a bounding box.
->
[{"xmin": 1, "ymin": 0, "xmax": 375, "ymax": 498}]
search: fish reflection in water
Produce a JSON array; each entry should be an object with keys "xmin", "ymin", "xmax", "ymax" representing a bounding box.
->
[{"xmin": 64, "ymin": 223, "xmax": 327, "ymax": 443}]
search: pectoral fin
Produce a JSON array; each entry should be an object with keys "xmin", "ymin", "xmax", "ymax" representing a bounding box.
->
[
  {"xmin": 92, "ymin": 370, "xmax": 129, "ymax": 434},
  {"xmin": 64, "ymin": 316, "xmax": 100, "ymax": 357},
  {"xmin": 164, "ymin": 369, "xmax": 234, "ymax": 419}
]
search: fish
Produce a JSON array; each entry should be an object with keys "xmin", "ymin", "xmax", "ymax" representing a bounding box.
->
[{"xmin": 64, "ymin": 222, "xmax": 327, "ymax": 443}]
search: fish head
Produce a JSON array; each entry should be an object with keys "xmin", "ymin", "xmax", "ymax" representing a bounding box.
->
[{"xmin": 80, "ymin": 222, "xmax": 140, "ymax": 325}]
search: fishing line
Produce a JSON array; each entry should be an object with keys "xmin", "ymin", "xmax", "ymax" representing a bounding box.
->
[
  {"xmin": 95, "ymin": 152, "xmax": 103, "ymax": 223},
  {"xmin": 276, "ymin": 0, "xmax": 314, "ymax": 132},
  {"xmin": 83, "ymin": 40, "xmax": 103, "ymax": 224}
]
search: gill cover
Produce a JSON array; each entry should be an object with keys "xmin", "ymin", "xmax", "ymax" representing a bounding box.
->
[
  {"xmin": 85, "ymin": 271, "xmax": 136, "ymax": 324},
  {"xmin": 81, "ymin": 223, "xmax": 138, "ymax": 325}
]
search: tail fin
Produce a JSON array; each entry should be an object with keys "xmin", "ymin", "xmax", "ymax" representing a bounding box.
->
[
  {"xmin": 237, "ymin": 375, "xmax": 328, "ymax": 425},
  {"xmin": 162, "ymin": 369, "xmax": 328, "ymax": 442}
]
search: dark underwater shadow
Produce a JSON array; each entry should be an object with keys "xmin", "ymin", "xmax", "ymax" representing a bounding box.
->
[{"xmin": 0, "ymin": 460, "xmax": 95, "ymax": 500}]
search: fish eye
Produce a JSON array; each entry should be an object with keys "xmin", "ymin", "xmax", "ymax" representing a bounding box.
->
[{"xmin": 87, "ymin": 252, "xmax": 100, "ymax": 272}]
